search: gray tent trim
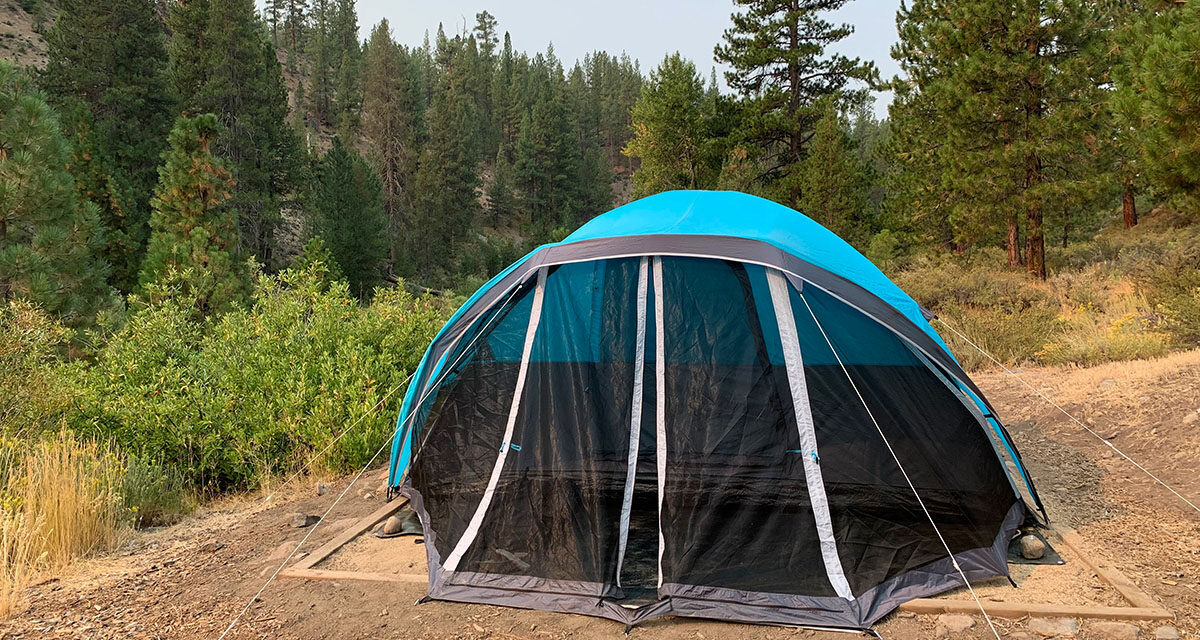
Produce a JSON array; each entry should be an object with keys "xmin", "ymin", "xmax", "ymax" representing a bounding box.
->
[{"xmin": 403, "ymin": 481, "xmax": 1020, "ymax": 630}]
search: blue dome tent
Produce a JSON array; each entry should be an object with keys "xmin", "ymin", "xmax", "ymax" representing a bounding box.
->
[{"xmin": 385, "ymin": 190, "xmax": 1045, "ymax": 631}]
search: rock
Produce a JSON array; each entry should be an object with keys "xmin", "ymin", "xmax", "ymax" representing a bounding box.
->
[
  {"xmin": 1029, "ymin": 617, "xmax": 1078, "ymax": 637},
  {"xmin": 1089, "ymin": 621, "xmax": 1140, "ymax": 640},
  {"xmin": 1099, "ymin": 378, "xmax": 1117, "ymax": 389},
  {"xmin": 934, "ymin": 614, "xmax": 975, "ymax": 636},
  {"xmin": 1153, "ymin": 626, "xmax": 1180, "ymax": 640},
  {"xmin": 1008, "ymin": 633, "xmax": 1038, "ymax": 640},
  {"xmin": 1020, "ymin": 534, "xmax": 1046, "ymax": 560},
  {"xmin": 266, "ymin": 541, "xmax": 298, "ymax": 562},
  {"xmin": 198, "ymin": 539, "xmax": 223, "ymax": 553},
  {"xmin": 363, "ymin": 492, "xmax": 374, "ymax": 500},
  {"xmin": 315, "ymin": 482, "xmax": 331, "ymax": 496},
  {"xmin": 1184, "ymin": 411, "xmax": 1199, "ymax": 426},
  {"xmin": 330, "ymin": 517, "xmax": 358, "ymax": 532},
  {"xmin": 382, "ymin": 515, "xmax": 404, "ymax": 535},
  {"xmin": 290, "ymin": 513, "xmax": 320, "ymax": 528}
]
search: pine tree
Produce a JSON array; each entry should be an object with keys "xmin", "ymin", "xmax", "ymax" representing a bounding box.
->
[
  {"xmin": 1108, "ymin": 0, "xmax": 1149, "ymax": 227},
  {"xmin": 487, "ymin": 142, "xmax": 517, "ymax": 225},
  {"xmin": 362, "ymin": 19, "xmax": 422, "ymax": 269},
  {"xmin": 411, "ymin": 33, "xmax": 482, "ymax": 280},
  {"xmin": 796, "ymin": 97, "xmax": 871, "ymax": 245},
  {"xmin": 169, "ymin": 0, "xmax": 303, "ymax": 269},
  {"xmin": 139, "ymin": 114, "xmax": 246, "ymax": 316},
  {"xmin": 306, "ymin": 0, "xmax": 335, "ymax": 124},
  {"xmin": 1137, "ymin": 1, "xmax": 1200, "ymax": 214},
  {"xmin": 888, "ymin": 0, "xmax": 1108, "ymax": 279},
  {"xmin": 283, "ymin": 0, "xmax": 309, "ymax": 66},
  {"xmin": 623, "ymin": 53, "xmax": 715, "ymax": 197},
  {"xmin": 330, "ymin": 0, "xmax": 362, "ymax": 132},
  {"xmin": 39, "ymin": 0, "xmax": 174, "ymax": 292},
  {"xmin": 308, "ymin": 137, "xmax": 388, "ymax": 297},
  {"xmin": 0, "ymin": 63, "xmax": 111, "ymax": 324},
  {"xmin": 513, "ymin": 49, "xmax": 582, "ymax": 234},
  {"xmin": 715, "ymin": 0, "xmax": 874, "ymax": 205}
]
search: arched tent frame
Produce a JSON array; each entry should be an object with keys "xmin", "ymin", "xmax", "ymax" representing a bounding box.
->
[{"xmin": 385, "ymin": 191, "xmax": 1046, "ymax": 630}]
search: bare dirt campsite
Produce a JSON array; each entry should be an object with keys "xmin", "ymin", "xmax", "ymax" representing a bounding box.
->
[{"xmin": 1, "ymin": 351, "xmax": 1195, "ymax": 640}]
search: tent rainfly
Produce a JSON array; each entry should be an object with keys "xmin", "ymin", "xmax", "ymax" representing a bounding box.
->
[{"xmin": 385, "ymin": 190, "xmax": 1046, "ymax": 631}]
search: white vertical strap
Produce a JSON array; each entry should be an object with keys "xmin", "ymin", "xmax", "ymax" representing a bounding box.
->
[
  {"xmin": 800, "ymin": 293, "xmax": 1003, "ymax": 640},
  {"xmin": 443, "ymin": 267, "xmax": 548, "ymax": 573},
  {"xmin": 652, "ymin": 257, "xmax": 667, "ymax": 589},
  {"xmin": 615, "ymin": 257, "xmax": 650, "ymax": 588},
  {"xmin": 765, "ymin": 269, "xmax": 855, "ymax": 601}
]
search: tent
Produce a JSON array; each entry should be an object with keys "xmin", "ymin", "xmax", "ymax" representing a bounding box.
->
[{"xmin": 385, "ymin": 190, "xmax": 1045, "ymax": 631}]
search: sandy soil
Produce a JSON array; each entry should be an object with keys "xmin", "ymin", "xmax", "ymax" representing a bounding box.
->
[{"xmin": 4, "ymin": 351, "xmax": 1200, "ymax": 639}]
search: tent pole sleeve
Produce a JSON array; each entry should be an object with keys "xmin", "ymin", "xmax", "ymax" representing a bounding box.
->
[
  {"xmin": 615, "ymin": 257, "xmax": 650, "ymax": 588},
  {"xmin": 442, "ymin": 266, "xmax": 548, "ymax": 573},
  {"xmin": 766, "ymin": 269, "xmax": 855, "ymax": 601},
  {"xmin": 652, "ymin": 257, "xmax": 667, "ymax": 590}
]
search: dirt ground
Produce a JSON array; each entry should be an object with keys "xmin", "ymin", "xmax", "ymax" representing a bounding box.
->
[{"xmin": 4, "ymin": 351, "xmax": 1200, "ymax": 640}]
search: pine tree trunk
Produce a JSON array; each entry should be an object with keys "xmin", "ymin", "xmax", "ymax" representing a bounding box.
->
[
  {"xmin": 1024, "ymin": 154, "xmax": 1046, "ymax": 279},
  {"xmin": 1122, "ymin": 181, "xmax": 1138, "ymax": 228},
  {"xmin": 1006, "ymin": 211, "xmax": 1020, "ymax": 268},
  {"xmin": 0, "ymin": 215, "xmax": 7, "ymax": 303}
]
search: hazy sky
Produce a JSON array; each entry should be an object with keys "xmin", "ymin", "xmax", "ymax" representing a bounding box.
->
[{"xmin": 346, "ymin": 1, "xmax": 904, "ymax": 117}]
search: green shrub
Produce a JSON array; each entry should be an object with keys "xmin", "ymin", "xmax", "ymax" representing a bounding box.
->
[
  {"xmin": 0, "ymin": 302, "xmax": 74, "ymax": 437},
  {"xmin": 894, "ymin": 255, "xmax": 1062, "ymax": 369},
  {"xmin": 121, "ymin": 454, "xmax": 190, "ymax": 528},
  {"xmin": 71, "ymin": 265, "xmax": 452, "ymax": 493}
]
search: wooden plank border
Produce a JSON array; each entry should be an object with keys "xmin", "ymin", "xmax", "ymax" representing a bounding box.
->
[
  {"xmin": 280, "ymin": 514, "xmax": 1173, "ymax": 622},
  {"xmin": 899, "ymin": 528, "xmax": 1172, "ymax": 621},
  {"xmin": 286, "ymin": 497, "xmax": 408, "ymax": 572}
]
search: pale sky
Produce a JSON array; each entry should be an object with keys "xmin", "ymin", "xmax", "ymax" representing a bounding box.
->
[{"xmin": 304, "ymin": 1, "xmax": 904, "ymax": 118}]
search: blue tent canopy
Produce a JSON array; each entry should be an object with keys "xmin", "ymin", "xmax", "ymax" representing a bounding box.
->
[{"xmin": 382, "ymin": 191, "xmax": 1044, "ymax": 631}]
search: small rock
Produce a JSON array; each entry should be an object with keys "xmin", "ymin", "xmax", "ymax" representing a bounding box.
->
[
  {"xmin": 266, "ymin": 541, "xmax": 298, "ymax": 562},
  {"xmin": 934, "ymin": 614, "xmax": 975, "ymax": 636},
  {"xmin": 315, "ymin": 482, "xmax": 331, "ymax": 496},
  {"xmin": 363, "ymin": 492, "xmax": 374, "ymax": 500},
  {"xmin": 198, "ymin": 539, "xmax": 223, "ymax": 553},
  {"xmin": 1184, "ymin": 411, "xmax": 1199, "ymax": 426},
  {"xmin": 1153, "ymin": 626, "xmax": 1181, "ymax": 640},
  {"xmin": 1008, "ymin": 632, "xmax": 1038, "ymax": 640},
  {"xmin": 1029, "ymin": 617, "xmax": 1078, "ymax": 637},
  {"xmin": 382, "ymin": 515, "xmax": 404, "ymax": 535},
  {"xmin": 330, "ymin": 517, "xmax": 358, "ymax": 532},
  {"xmin": 1020, "ymin": 534, "xmax": 1046, "ymax": 560},
  {"xmin": 290, "ymin": 513, "xmax": 320, "ymax": 528},
  {"xmin": 1090, "ymin": 621, "xmax": 1140, "ymax": 640},
  {"xmin": 1098, "ymin": 378, "xmax": 1117, "ymax": 389}
]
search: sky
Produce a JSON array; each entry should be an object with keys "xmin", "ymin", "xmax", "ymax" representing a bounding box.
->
[{"xmin": 349, "ymin": 1, "xmax": 905, "ymax": 118}]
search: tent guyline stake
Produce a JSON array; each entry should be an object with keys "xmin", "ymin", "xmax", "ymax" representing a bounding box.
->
[
  {"xmin": 799, "ymin": 294, "xmax": 1003, "ymax": 640},
  {"xmin": 217, "ymin": 279, "xmax": 530, "ymax": 640},
  {"xmin": 934, "ymin": 318, "xmax": 1200, "ymax": 518}
]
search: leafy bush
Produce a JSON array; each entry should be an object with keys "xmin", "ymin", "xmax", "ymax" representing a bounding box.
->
[
  {"xmin": 0, "ymin": 302, "xmax": 74, "ymax": 437},
  {"xmin": 71, "ymin": 265, "xmax": 451, "ymax": 492}
]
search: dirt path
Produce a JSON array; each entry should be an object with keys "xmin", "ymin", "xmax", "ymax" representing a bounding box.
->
[{"xmin": 4, "ymin": 352, "xmax": 1200, "ymax": 640}]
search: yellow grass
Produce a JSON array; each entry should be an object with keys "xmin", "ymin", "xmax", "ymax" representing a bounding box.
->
[{"xmin": 0, "ymin": 432, "xmax": 125, "ymax": 616}]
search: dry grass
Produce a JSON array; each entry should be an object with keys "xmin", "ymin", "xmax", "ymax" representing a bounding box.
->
[{"xmin": 0, "ymin": 432, "xmax": 126, "ymax": 616}]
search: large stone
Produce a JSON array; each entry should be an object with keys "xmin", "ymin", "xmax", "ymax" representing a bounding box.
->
[
  {"xmin": 382, "ymin": 515, "xmax": 404, "ymax": 535},
  {"xmin": 1153, "ymin": 626, "xmax": 1180, "ymax": 640},
  {"xmin": 1029, "ymin": 617, "xmax": 1079, "ymax": 637},
  {"xmin": 290, "ymin": 513, "xmax": 320, "ymax": 528},
  {"xmin": 1020, "ymin": 534, "xmax": 1047, "ymax": 560},
  {"xmin": 934, "ymin": 614, "xmax": 975, "ymax": 637},
  {"xmin": 1089, "ymin": 621, "xmax": 1140, "ymax": 640}
]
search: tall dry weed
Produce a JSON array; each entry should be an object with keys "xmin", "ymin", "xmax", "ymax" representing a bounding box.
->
[{"xmin": 0, "ymin": 432, "xmax": 125, "ymax": 616}]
